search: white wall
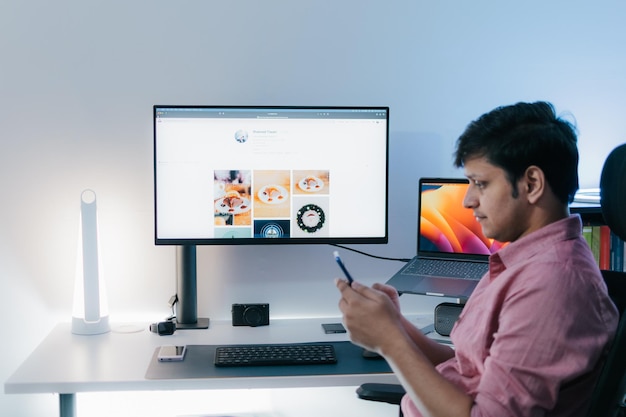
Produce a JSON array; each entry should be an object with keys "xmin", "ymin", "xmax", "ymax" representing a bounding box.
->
[{"xmin": 2, "ymin": 1, "xmax": 625, "ymax": 416}]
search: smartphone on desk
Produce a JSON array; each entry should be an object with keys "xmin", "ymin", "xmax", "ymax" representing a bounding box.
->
[{"xmin": 157, "ymin": 345, "xmax": 187, "ymax": 362}]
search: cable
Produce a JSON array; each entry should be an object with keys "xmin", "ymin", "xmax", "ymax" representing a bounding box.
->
[{"xmin": 330, "ymin": 244, "xmax": 412, "ymax": 263}]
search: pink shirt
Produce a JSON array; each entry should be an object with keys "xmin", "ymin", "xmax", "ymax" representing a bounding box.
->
[{"xmin": 402, "ymin": 215, "xmax": 618, "ymax": 417}]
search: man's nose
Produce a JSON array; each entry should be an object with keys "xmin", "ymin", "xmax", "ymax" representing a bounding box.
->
[{"xmin": 463, "ymin": 189, "xmax": 476, "ymax": 209}]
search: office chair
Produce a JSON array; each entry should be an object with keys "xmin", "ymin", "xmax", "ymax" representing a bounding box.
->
[
  {"xmin": 587, "ymin": 142, "xmax": 626, "ymax": 417},
  {"xmin": 357, "ymin": 143, "xmax": 626, "ymax": 417}
]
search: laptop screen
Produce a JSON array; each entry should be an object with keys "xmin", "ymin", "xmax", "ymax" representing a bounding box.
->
[{"xmin": 418, "ymin": 178, "xmax": 506, "ymax": 258}]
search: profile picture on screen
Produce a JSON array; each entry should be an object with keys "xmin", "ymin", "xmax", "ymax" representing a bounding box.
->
[{"xmin": 234, "ymin": 129, "xmax": 248, "ymax": 143}]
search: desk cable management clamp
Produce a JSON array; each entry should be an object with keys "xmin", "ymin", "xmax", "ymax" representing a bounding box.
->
[{"xmin": 149, "ymin": 295, "xmax": 179, "ymax": 336}]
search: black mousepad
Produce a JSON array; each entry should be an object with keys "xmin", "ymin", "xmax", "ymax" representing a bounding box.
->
[{"xmin": 145, "ymin": 341, "xmax": 391, "ymax": 380}]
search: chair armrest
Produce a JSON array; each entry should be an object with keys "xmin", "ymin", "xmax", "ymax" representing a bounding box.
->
[{"xmin": 356, "ymin": 383, "xmax": 406, "ymax": 404}]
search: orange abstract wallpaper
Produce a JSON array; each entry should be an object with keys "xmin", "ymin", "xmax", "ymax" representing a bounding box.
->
[{"xmin": 420, "ymin": 184, "xmax": 506, "ymax": 255}]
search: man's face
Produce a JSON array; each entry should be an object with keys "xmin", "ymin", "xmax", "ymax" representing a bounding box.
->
[{"xmin": 462, "ymin": 157, "xmax": 530, "ymax": 243}]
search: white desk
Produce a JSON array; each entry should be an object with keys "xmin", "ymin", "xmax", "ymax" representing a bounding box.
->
[{"xmin": 4, "ymin": 316, "xmax": 433, "ymax": 417}]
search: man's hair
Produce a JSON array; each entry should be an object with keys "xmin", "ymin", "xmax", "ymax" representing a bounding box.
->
[{"xmin": 454, "ymin": 101, "xmax": 579, "ymax": 204}]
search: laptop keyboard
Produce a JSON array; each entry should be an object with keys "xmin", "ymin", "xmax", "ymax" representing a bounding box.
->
[
  {"xmin": 214, "ymin": 343, "xmax": 337, "ymax": 367},
  {"xmin": 403, "ymin": 258, "xmax": 487, "ymax": 279}
]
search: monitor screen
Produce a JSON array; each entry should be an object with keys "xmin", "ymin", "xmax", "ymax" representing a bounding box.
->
[
  {"xmin": 418, "ymin": 178, "xmax": 507, "ymax": 257},
  {"xmin": 154, "ymin": 106, "xmax": 389, "ymax": 245}
]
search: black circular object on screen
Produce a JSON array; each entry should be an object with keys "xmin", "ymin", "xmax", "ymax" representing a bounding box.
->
[{"xmin": 296, "ymin": 204, "xmax": 326, "ymax": 233}]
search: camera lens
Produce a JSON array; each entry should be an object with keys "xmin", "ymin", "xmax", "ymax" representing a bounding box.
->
[{"xmin": 243, "ymin": 306, "xmax": 265, "ymax": 327}]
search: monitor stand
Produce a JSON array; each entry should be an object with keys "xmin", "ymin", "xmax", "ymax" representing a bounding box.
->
[{"xmin": 176, "ymin": 245, "xmax": 210, "ymax": 329}]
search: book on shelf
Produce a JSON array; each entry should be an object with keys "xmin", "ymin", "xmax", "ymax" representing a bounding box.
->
[
  {"xmin": 583, "ymin": 225, "xmax": 625, "ymax": 272},
  {"xmin": 611, "ymin": 231, "xmax": 624, "ymax": 272},
  {"xmin": 572, "ymin": 204, "xmax": 624, "ymax": 272},
  {"xmin": 600, "ymin": 226, "xmax": 611, "ymax": 270}
]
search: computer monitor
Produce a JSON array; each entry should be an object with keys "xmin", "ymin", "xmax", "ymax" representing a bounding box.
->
[
  {"xmin": 154, "ymin": 106, "xmax": 389, "ymax": 245},
  {"xmin": 153, "ymin": 106, "xmax": 389, "ymax": 327}
]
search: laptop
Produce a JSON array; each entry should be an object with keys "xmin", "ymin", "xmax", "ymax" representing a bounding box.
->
[{"xmin": 386, "ymin": 178, "xmax": 506, "ymax": 302}]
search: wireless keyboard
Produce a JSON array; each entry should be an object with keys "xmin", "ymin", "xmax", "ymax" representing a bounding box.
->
[{"xmin": 214, "ymin": 343, "xmax": 337, "ymax": 367}]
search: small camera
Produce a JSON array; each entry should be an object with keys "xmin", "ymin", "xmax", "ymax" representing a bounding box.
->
[
  {"xmin": 149, "ymin": 320, "xmax": 176, "ymax": 336},
  {"xmin": 232, "ymin": 303, "xmax": 270, "ymax": 327}
]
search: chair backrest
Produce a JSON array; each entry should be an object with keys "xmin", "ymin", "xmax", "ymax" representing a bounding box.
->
[
  {"xmin": 585, "ymin": 143, "xmax": 626, "ymax": 417},
  {"xmin": 600, "ymin": 143, "xmax": 626, "ymax": 242},
  {"xmin": 586, "ymin": 270, "xmax": 626, "ymax": 417}
]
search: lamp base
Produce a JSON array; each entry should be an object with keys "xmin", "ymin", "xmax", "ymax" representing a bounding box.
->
[{"xmin": 71, "ymin": 315, "xmax": 111, "ymax": 335}]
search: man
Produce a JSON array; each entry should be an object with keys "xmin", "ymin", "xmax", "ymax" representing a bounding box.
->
[{"xmin": 336, "ymin": 101, "xmax": 618, "ymax": 417}]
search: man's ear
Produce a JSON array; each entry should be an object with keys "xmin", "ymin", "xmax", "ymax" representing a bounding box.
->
[{"xmin": 523, "ymin": 166, "xmax": 545, "ymax": 204}]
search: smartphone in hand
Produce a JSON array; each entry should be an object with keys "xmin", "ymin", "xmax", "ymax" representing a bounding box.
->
[{"xmin": 333, "ymin": 251, "xmax": 354, "ymax": 285}]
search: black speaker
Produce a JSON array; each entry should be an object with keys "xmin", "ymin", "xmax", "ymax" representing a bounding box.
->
[{"xmin": 434, "ymin": 302, "xmax": 464, "ymax": 336}]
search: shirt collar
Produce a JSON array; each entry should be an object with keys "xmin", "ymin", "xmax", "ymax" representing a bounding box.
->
[{"xmin": 489, "ymin": 215, "xmax": 582, "ymax": 277}]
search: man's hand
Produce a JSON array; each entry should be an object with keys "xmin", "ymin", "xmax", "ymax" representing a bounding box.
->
[{"xmin": 335, "ymin": 279, "xmax": 405, "ymax": 354}]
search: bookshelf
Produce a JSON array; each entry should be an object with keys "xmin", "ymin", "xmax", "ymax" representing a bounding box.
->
[{"xmin": 571, "ymin": 203, "xmax": 625, "ymax": 272}]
